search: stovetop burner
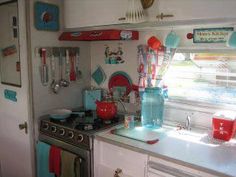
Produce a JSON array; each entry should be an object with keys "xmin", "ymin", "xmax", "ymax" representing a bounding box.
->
[
  {"xmin": 39, "ymin": 109, "xmax": 124, "ymax": 150},
  {"xmin": 47, "ymin": 110, "xmax": 123, "ymax": 132}
]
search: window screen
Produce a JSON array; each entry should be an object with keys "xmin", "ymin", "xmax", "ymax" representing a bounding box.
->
[{"xmin": 164, "ymin": 52, "xmax": 236, "ymax": 106}]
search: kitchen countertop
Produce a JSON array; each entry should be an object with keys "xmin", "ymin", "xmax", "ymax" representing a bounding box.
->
[{"xmin": 95, "ymin": 124, "xmax": 236, "ymax": 177}]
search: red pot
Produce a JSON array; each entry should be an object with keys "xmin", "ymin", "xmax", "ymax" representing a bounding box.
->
[{"xmin": 96, "ymin": 100, "xmax": 117, "ymax": 120}]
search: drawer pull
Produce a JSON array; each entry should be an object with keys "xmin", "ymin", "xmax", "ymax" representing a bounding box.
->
[
  {"xmin": 156, "ymin": 13, "xmax": 174, "ymax": 20},
  {"xmin": 118, "ymin": 17, "xmax": 126, "ymax": 21}
]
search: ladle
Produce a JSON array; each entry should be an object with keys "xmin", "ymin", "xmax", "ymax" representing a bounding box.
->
[{"xmin": 59, "ymin": 51, "xmax": 69, "ymax": 87}]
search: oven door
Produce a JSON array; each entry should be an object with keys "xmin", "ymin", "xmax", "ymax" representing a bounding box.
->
[{"xmin": 39, "ymin": 134, "xmax": 92, "ymax": 177}]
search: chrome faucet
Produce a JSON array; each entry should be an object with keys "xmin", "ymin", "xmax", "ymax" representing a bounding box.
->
[{"xmin": 185, "ymin": 115, "xmax": 191, "ymax": 130}]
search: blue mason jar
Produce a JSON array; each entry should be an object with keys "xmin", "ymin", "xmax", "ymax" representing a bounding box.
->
[{"xmin": 141, "ymin": 87, "xmax": 164, "ymax": 128}]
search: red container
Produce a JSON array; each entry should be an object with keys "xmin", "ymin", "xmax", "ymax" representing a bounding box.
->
[
  {"xmin": 212, "ymin": 111, "xmax": 236, "ymax": 141},
  {"xmin": 95, "ymin": 100, "xmax": 117, "ymax": 120},
  {"xmin": 59, "ymin": 30, "xmax": 139, "ymax": 41}
]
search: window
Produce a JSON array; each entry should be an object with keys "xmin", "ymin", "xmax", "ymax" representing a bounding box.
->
[{"xmin": 164, "ymin": 52, "xmax": 236, "ymax": 106}]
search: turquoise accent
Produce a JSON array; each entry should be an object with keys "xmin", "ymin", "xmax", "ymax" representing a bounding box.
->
[
  {"xmin": 228, "ymin": 31, "xmax": 236, "ymax": 48},
  {"xmin": 4, "ymin": 89, "xmax": 17, "ymax": 102},
  {"xmin": 91, "ymin": 66, "xmax": 106, "ymax": 85},
  {"xmin": 36, "ymin": 141, "xmax": 54, "ymax": 177},
  {"xmin": 165, "ymin": 31, "xmax": 180, "ymax": 48},
  {"xmin": 141, "ymin": 87, "xmax": 164, "ymax": 128}
]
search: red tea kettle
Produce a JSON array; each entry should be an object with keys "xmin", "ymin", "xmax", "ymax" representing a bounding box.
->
[{"xmin": 95, "ymin": 100, "xmax": 117, "ymax": 120}]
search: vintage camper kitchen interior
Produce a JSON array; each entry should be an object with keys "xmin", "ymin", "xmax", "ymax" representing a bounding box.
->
[{"xmin": 0, "ymin": 0, "xmax": 236, "ymax": 177}]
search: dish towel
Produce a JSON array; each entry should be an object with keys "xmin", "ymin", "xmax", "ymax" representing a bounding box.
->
[
  {"xmin": 49, "ymin": 145, "xmax": 61, "ymax": 177},
  {"xmin": 36, "ymin": 141, "xmax": 54, "ymax": 177},
  {"xmin": 61, "ymin": 150, "xmax": 80, "ymax": 177}
]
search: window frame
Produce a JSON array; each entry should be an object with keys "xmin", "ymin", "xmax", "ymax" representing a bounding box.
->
[{"xmin": 165, "ymin": 48, "xmax": 236, "ymax": 112}]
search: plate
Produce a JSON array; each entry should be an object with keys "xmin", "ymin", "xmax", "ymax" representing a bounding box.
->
[
  {"xmin": 49, "ymin": 109, "xmax": 72, "ymax": 120},
  {"xmin": 108, "ymin": 72, "xmax": 133, "ymax": 95}
]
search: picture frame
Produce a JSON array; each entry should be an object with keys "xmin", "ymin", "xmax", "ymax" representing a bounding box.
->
[{"xmin": 34, "ymin": 1, "xmax": 59, "ymax": 31}]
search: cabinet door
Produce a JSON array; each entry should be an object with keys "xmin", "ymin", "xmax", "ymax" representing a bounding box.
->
[
  {"xmin": 97, "ymin": 164, "xmax": 133, "ymax": 177},
  {"xmin": 147, "ymin": 0, "xmax": 236, "ymax": 22},
  {"xmin": 94, "ymin": 140, "xmax": 147, "ymax": 177},
  {"xmin": 64, "ymin": 0, "xmax": 127, "ymax": 28}
]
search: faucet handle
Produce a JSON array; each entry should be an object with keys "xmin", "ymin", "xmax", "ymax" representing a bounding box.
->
[{"xmin": 185, "ymin": 115, "xmax": 191, "ymax": 130}]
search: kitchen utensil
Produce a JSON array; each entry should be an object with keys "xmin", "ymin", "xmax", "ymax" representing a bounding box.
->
[
  {"xmin": 40, "ymin": 48, "xmax": 49, "ymax": 86},
  {"xmin": 49, "ymin": 108, "xmax": 85, "ymax": 120},
  {"xmin": 59, "ymin": 51, "xmax": 69, "ymax": 87},
  {"xmin": 108, "ymin": 71, "xmax": 133, "ymax": 95},
  {"xmin": 95, "ymin": 100, "xmax": 117, "ymax": 120},
  {"xmin": 91, "ymin": 65, "xmax": 106, "ymax": 85},
  {"xmin": 212, "ymin": 111, "xmax": 236, "ymax": 141},
  {"xmin": 227, "ymin": 31, "xmax": 236, "ymax": 48},
  {"xmin": 50, "ymin": 53, "xmax": 60, "ymax": 94},
  {"xmin": 75, "ymin": 51, "xmax": 82, "ymax": 80},
  {"xmin": 65, "ymin": 49, "xmax": 71, "ymax": 84},
  {"xmin": 70, "ymin": 51, "xmax": 76, "ymax": 81},
  {"xmin": 147, "ymin": 36, "xmax": 161, "ymax": 50},
  {"xmin": 165, "ymin": 31, "xmax": 180, "ymax": 48},
  {"xmin": 83, "ymin": 89, "xmax": 102, "ymax": 111}
]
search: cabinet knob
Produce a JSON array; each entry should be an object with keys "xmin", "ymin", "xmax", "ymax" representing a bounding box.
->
[
  {"xmin": 156, "ymin": 13, "xmax": 174, "ymax": 20},
  {"xmin": 19, "ymin": 121, "xmax": 28, "ymax": 134},
  {"xmin": 118, "ymin": 17, "xmax": 126, "ymax": 21},
  {"xmin": 114, "ymin": 168, "xmax": 122, "ymax": 177}
]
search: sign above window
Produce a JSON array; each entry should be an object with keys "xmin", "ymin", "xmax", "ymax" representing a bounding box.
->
[{"xmin": 193, "ymin": 27, "xmax": 234, "ymax": 43}]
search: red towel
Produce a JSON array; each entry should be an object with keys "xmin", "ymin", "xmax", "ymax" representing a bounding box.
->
[{"xmin": 49, "ymin": 145, "xmax": 61, "ymax": 177}]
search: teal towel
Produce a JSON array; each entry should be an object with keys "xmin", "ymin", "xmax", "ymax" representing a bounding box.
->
[{"xmin": 36, "ymin": 141, "xmax": 54, "ymax": 177}]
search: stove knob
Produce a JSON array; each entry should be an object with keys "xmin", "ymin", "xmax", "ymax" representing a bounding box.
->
[
  {"xmin": 59, "ymin": 128, "xmax": 65, "ymax": 136},
  {"xmin": 68, "ymin": 131, "xmax": 74, "ymax": 139},
  {"xmin": 77, "ymin": 134, "xmax": 84, "ymax": 142},
  {"xmin": 42, "ymin": 123, "xmax": 49, "ymax": 130},
  {"xmin": 51, "ymin": 126, "xmax": 57, "ymax": 133}
]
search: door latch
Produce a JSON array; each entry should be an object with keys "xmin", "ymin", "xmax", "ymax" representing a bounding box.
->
[{"xmin": 19, "ymin": 121, "xmax": 28, "ymax": 134}]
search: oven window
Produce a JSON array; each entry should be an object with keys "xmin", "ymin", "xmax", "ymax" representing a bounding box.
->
[{"xmin": 164, "ymin": 52, "xmax": 236, "ymax": 106}]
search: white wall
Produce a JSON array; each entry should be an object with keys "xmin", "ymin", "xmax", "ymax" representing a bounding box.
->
[
  {"xmin": 29, "ymin": 0, "xmax": 91, "ymax": 125},
  {"xmin": 90, "ymin": 26, "xmax": 236, "ymax": 127}
]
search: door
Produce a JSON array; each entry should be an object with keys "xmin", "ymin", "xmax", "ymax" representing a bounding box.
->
[{"xmin": 0, "ymin": 0, "xmax": 34, "ymax": 177}]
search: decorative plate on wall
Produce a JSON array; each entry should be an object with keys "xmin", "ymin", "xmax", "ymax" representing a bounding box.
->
[{"xmin": 34, "ymin": 2, "xmax": 59, "ymax": 31}]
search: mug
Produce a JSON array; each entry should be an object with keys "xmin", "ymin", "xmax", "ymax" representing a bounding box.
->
[{"xmin": 147, "ymin": 36, "xmax": 161, "ymax": 50}]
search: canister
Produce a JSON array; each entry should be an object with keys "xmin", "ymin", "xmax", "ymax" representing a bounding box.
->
[
  {"xmin": 83, "ymin": 89, "xmax": 102, "ymax": 111},
  {"xmin": 124, "ymin": 115, "xmax": 135, "ymax": 129},
  {"xmin": 212, "ymin": 111, "xmax": 236, "ymax": 141},
  {"xmin": 141, "ymin": 87, "xmax": 164, "ymax": 128}
]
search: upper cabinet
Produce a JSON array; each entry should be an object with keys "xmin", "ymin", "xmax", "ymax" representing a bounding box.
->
[
  {"xmin": 63, "ymin": 0, "xmax": 236, "ymax": 29},
  {"xmin": 63, "ymin": 0, "xmax": 128, "ymax": 29},
  {"xmin": 146, "ymin": 0, "xmax": 236, "ymax": 23}
]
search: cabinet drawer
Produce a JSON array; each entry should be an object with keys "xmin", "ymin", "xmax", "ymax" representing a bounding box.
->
[
  {"xmin": 97, "ymin": 164, "xmax": 133, "ymax": 177},
  {"xmin": 149, "ymin": 156, "xmax": 216, "ymax": 177},
  {"xmin": 98, "ymin": 141, "xmax": 147, "ymax": 177}
]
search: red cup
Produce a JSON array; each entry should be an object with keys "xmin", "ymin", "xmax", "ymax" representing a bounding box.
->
[{"xmin": 147, "ymin": 36, "xmax": 161, "ymax": 50}]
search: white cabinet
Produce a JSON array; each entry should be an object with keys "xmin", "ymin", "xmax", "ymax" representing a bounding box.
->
[
  {"xmin": 147, "ymin": 156, "xmax": 217, "ymax": 177},
  {"xmin": 94, "ymin": 139, "xmax": 148, "ymax": 177},
  {"xmin": 146, "ymin": 0, "xmax": 236, "ymax": 23},
  {"xmin": 63, "ymin": 0, "xmax": 127, "ymax": 29}
]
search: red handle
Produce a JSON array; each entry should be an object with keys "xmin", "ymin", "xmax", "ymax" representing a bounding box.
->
[{"xmin": 41, "ymin": 48, "xmax": 46, "ymax": 65}]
